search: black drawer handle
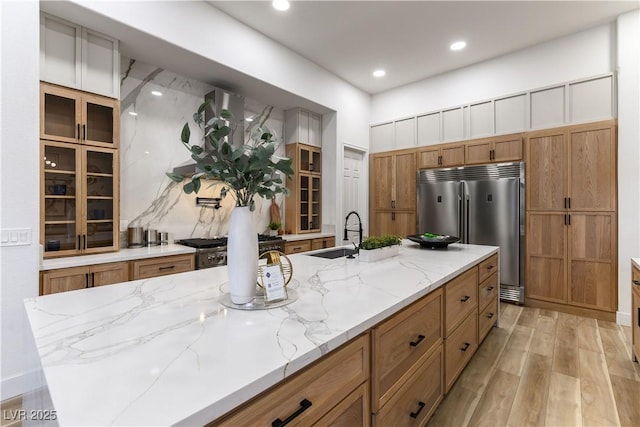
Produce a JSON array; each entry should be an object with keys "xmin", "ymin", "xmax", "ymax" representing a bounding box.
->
[
  {"xmin": 410, "ymin": 401, "xmax": 426, "ymax": 419},
  {"xmin": 159, "ymin": 265, "xmax": 176, "ymax": 271},
  {"xmin": 487, "ymin": 312, "xmax": 495, "ymax": 319},
  {"xmin": 487, "ymin": 286, "xmax": 494, "ymax": 292},
  {"xmin": 460, "ymin": 295, "xmax": 471, "ymax": 302},
  {"xmin": 409, "ymin": 334, "xmax": 425, "ymax": 347},
  {"xmin": 487, "ymin": 265, "xmax": 494, "ymax": 270},
  {"xmin": 460, "ymin": 342, "xmax": 471, "ymax": 352},
  {"xmin": 633, "ymin": 280, "xmax": 640, "ymax": 285},
  {"xmin": 272, "ymin": 399, "xmax": 312, "ymax": 427}
]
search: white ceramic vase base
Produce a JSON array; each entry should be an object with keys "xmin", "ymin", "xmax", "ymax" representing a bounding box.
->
[{"xmin": 227, "ymin": 206, "xmax": 259, "ymax": 304}]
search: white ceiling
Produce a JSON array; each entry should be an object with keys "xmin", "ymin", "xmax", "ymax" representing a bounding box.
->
[{"xmin": 210, "ymin": 0, "xmax": 639, "ymax": 95}]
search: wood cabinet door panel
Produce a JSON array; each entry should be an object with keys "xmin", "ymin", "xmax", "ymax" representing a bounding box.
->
[
  {"xmin": 374, "ymin": 346, "xmax": 443, "ymax": 427},
  {"xmin": 527, "ymin": 257, "xmax": 566, "ymax": 303},
  {"xmin": 91, "ymin": 262, "xmax": 128, "ymax": 286},
  {"xmin": 373, "ymin": 212, "xmax": 394, "ymax": 236},
  {"xmin": 441, "ymin": 144, "xmax": 465, "ymax": 166},
  {"xmin": 372, "ymin": 154, "xmax": 394, "ymax": 210},
  {"xmin": 493, "ymin": 136, "xmax": 522, "ymax": 162},
  {"xmin": 569, "ymin": 126, "xmax": 616, "ymax": 211},
  {"xmin": 569, "ymin": 261, "xmax": 615, "ymax": 312},
  {"xmin": 371, "ymin": 289, "xmax": 442, "ymax": 411},
  {"xmin": 478, "ymin": 254, "xmax": 498, "ymax": 284},
  {"xmin": 444, "ymin": 267, "xmax": 478, "ymax": 335},
  {"xmin": 527, "ymin": 213, "xmax": 566, "ymax": 258},
  {"xmin": 478, "ymin": 272, "xmax": 498, "ymax": 311},
  {"xmin": 526, "ymin": 131, "xmax": 567, "ymax": 211},
  {"xmin": 394, "ymin": 151, "xmax": 417, "ymax": 210},
  {"xmin": 465, "ymin": 141, "xmax": 491, "ymax": 165},
  {"xmin": 130, "ymin": 254, "xmax": 195, "ymax": 280},
  {"xmin": 41, "ymin": 266, "xmax": 88, "ymax": 295},
  {"xmin": 444, "ymin": 310, "xmax": 478, "ymax": 392},
  {"xmin": 314, "ymin": 383, "xmax": 370, "ymax": 427},
  {"xmin": 632, "ymin": 284, "xmax": 640, "ymax": 361},
  {"xmin": 526, "ymin": 212, "xmax": 567, "ymax": 303},
  {"xmin": 478, "ymin": 298, "xmax": 499, "ymax": 344},
  {"xmin": 394, "ymin": 212, "xmax": 416, "ymax": 238},
  {"xmin": 418, "ymin": 147, "xmax": 440, "ymax": 169},
  {"xmin": 285, "ymin": 240, "xmax": 311, "ymax": 254}
]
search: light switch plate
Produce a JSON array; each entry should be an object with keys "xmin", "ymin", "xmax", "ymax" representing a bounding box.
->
[{"xmin": 0, "ymin": 228, "xmax": 32, "ymax": 247}]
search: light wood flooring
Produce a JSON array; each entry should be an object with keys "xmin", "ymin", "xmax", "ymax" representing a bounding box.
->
[{"xmin": 428, "ymin": 303, "xmax": 640, "ymax": 427}]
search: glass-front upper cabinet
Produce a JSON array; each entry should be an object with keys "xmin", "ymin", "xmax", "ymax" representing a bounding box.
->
[
  {"xmin": 41, "ymin": 141, "xmax": 118, "ymax": 257},
  {"xmin": 298, "ymin": 144, "xmax": 321, "ymax": 175},
  {"xmin": 40, "ymin": 82, "xmax": 119, "ymax": 148}
]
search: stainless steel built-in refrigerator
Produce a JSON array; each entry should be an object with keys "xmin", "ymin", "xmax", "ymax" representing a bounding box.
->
[{"xmin": 417, "ymin": 162, "xmax": 524, "ymax": 304}]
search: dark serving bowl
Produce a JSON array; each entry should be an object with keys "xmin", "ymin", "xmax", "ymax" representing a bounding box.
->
[{"xmin": 407, "ymin": 234, "xmax": 460, "ymax": 249}]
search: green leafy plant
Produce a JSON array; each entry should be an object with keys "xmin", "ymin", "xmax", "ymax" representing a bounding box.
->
[
  {"xmin": 268, "ymin": 221, "xmax": 281, "ymax": 231},
  {"xmin": 360, "ymin": 234, "xmax": 402, "ymax": 250},
  {"xmin": 166, "ymin": 100, "xmax": 294, "ymax": 211}
]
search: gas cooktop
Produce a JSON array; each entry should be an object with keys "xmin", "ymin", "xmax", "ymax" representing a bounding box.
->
[{"xmin": 176, "ymin": 235, "xmax": 283, "ymax": 249}]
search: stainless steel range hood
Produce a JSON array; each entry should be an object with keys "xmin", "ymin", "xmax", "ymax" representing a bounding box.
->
[{"xmin": 172, "ymin": 87, "xmax": 245, "ymax": 176}]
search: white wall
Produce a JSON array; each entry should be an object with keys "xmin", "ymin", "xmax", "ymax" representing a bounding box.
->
[
  {"xmin": 371, "ymin": 19, "xmax": 640, "ymax": 325},
  {"xmin": 616, "ymin": 10, "xmax": 640, "ymax": 325},
  {"xmin": 371, "ymin": 23, "xmax": 615, "ymax": 123},
  {"xmin": 0, "ymin": 0, "xmax": 41, "ymax": 400}
]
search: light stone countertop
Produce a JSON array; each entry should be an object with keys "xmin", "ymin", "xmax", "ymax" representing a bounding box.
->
[
  {"xmin": 40, "ymin": 244, "xmax": 196, "ymax": 271},
  {"xmin": 24, "ymin": 241, "xmax": 498, "ymax": 426},
  {"xmin": 281, "ymin": 232, "xmax": 336, "ymax": 242}
]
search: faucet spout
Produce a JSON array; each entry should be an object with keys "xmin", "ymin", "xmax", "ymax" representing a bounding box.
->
[{"xmin": 344, "ymin": 211, "xmax": 363, "ymax": 251}]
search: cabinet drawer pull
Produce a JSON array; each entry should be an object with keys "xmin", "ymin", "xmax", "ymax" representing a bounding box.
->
[
  {"xmin": 77, "ymin": 123, "xmax": 80, "ymax": 140},
  {"xmin": 486, "ymin": 265, "xmax": 494, "ymax": 270},
  {"xmin": 460, "ymin": 342, "xmax": 471, "ymax": 352},
  {"xmin": 158, "ymin": 265, "xmax": 176, "ymax": 271},
  {"xmin": 82, "ymin": 124, "xmax": 86, "ymax": 140},
  {"xmin": 487, "ymin": 312, "xmax": 495, "ymax": 319},
  {"xmin": 91, "ymin": 272, "xmax": 95, "ymax": 287},
  {"xmin": 271, "ymin": 398, "xmax": 312, "ymax": 427},
  {"xmin": 77, "ymin": 235, "xmax": 81, "ymax": 250},
  {"xmin": 638, "ymin": 308, "xmax": 640, "ymax": 327},
  {"xmin": 85, "ymin": 273, "xmax": 90, "ymax": 288},
  {"xmin": 487, "ymin": 286, "xmax": 494, "ymax": 292},
  {"xmin": 409, "ymin": 334, "xmax": 425, "ymax": 347},
  {"xmin": 633, "ymin": 280, "xmax": 640, "ymax": 285},
  {"xmin": 410, "ymin": 401, "xmax": 426, "ymax": 419},
  {"xmin": 460, "ymin": 295, "xmax": 471, "ymax": 302}
]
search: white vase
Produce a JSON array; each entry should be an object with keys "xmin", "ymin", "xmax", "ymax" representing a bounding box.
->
[{"xmin": 227, "ymin": 206, "xmax": 258, "ymax": 304}]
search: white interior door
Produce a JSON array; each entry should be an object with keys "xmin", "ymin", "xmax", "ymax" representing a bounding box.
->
[{"xmin": 343, "ymin": 148, "xmax": 366, "ymax": 245}]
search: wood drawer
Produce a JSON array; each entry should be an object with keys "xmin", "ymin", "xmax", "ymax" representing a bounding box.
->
[
  {"xmin": 373, "ymin": 345, "xmax": 443, "ymax": 427},
  {"xmin": 314, "ymin": 382, "xmax": 370, "ymax": 427},
  {"xmin": 445, "ymin": 309, "xmax": 478, "ymax": 392},
  {"xmin": 371, "ymin": 288, "xmax": 443, "ymax": 411},
  {"xmin": 633, "ymin": 265, "xmax": 640, "ymax": 284},
  {"xmin": 214, "ymin": 334, "xmax": 369, "ymax": 427},
  {"xmin": 478, "ymin": 297, "xmax": 498, "ymax": 344},
  {"xmin": 311, "ymin": 237, "xmax": 335, "ymax": 251},
  {"xmin": 478, "ymin": 254, "xmax": 498, "ymax": 283},
  {"xmin": 285, "ymin": 240, "xmax": 311, "ymax": 254},
  {"xmin": 478, "ymin": 271, "xmax": 498, "ymax": 311},
  {"xmin": 129, "ymin": 254, "xmax": 195, "ymax": 280},
  {"xmin": 445, "ymin": 267, "xmax": 478, "ymax": 335}
]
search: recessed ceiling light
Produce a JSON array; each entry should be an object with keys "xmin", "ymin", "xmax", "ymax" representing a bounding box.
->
[
  {"xmin": 245, "ymin": 117, "xmax": 254, "ymax": 122},
  {"xmin": 151, "ymin": 90, "xmax": 162, "ymax": 96},
  {"xmin": 450, "ymin": 41, "xmax": 467, "ymax": 51},
  {"xmin": 128, "ymin": 111, "xmax": 138, "ymax": 116},
  {"xmin": 272, "ymin": 0, "xmax": 290, "ymax": 11},
  {"xmin": 373, "ymin": 69, "xmax": 386, "ymax": 78}
]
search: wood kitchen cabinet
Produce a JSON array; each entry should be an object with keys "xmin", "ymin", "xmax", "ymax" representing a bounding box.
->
[
  {"xmin": 41, "ymin": 261, "xmax": 128, "ymax": 295},
  {"xmin": 129, "ymin": 254, "xmax": 195, "ymax": 280},
  {"xmin": 632, "ymin": 264, "xmax": 640, "ymax": 362},
  {"xmin": 465, "ymin": 133, "xmax": 523, "ymax": 165},
  {"xmin": 285, "ymin": 143, "xmax": 322, "ymax": 234},
  {"xmin": 311, "ymin": 236, "xmax": 335, "ymax": 250},
  {"xmin": 369, "ymin": 148, "xmax": 417, "ymax": 237},
  {"xmin": 285, "ymin": 108, "xmax": 322, "ymax": 147},
  {"xmin": 417, "ymin": 143, "xmax": 465, "ymax": 169},
  {"xmin": 285, "ymin": 240, "xmax": 312, "ymax": 255},
  {"xmin": 525, "ymin": 120, "xmax": 617, "ymax": 316},
  {"xmin": 41, "ymin": 140, "xmax": 119, "ymax": 257},
  {"xmin": 40, "ymin": 82, "xmax": 119, "ymax": 148}
]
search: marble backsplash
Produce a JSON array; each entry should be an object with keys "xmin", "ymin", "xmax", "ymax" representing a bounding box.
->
[{"xmin": 119, "ymin": 57, "xmax": 286, "ymax": 246}]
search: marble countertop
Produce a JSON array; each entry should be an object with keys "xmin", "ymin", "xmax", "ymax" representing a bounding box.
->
[
  {"xmin": 24, "ymin": 241, "xmax": 498, "ymax": 426},
  {"xmin": 41, "ymin": 244, "xmax": 196, "ymax": 270},
  {"xmin": 281, "ymin": 232, "xmax": 335, "ymax": 241},
  {"xmin": 632, "ymin": 258, "xmax": 640, "ymax": 270}
]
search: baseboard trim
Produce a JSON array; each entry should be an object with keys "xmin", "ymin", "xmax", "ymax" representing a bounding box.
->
[
  {"xmin": 526, "ymin": 298, "xmax": 616, "ymax": 322},
  {"xmin": 616, "ymin": 310, "xmax": 632, "ymax": 326}
]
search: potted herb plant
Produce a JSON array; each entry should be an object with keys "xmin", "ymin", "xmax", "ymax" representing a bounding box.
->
[
  {"xmin": 167, "ymin": 101, "xmax": 293, "ymax": 304},
  {"xmin": 267, "ymin": 221, "xmax": 281, "ymax": 237},
  {"xmin": 358, "ymin": 234, "xmax": 402, "ymax": 262}
]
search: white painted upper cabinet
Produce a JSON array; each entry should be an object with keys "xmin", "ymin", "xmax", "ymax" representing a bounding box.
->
[
  {"xmin": 285, "ymin": 108, "xmax": 322, "ymax": 147},
  {"xmin": 370, "ymin": 122, "xmax": 394, "ymax": 153},
  {"xmin": 40, "ymin": 13, "xmax": 120, "ymax": 99},
  {"xmin": 394, "ymin": 117, "xmax": 416, "ymax": 149}
]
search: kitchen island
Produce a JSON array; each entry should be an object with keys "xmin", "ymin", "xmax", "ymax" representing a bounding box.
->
[{"xmin": 24, "ymin": 241, "xmax": 498, "ymax": 426}]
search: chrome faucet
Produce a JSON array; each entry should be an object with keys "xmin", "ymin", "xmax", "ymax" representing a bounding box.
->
[{"xmin": 344, "ymin": 211, "xmax": 363, "ymax": 256}]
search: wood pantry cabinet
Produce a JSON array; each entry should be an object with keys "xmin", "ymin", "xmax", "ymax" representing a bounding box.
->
[
  {"xmin": 41, "ymin": 261, "xmax": 128, "ymax": 295},
  {"xmin": 464, "ymin": 133, "xmax": 523, "ymax": 165},
  {"xmin": 40, "ymin": 82, "xmax": 120, "ymax": 148},
  {"xmin": 525, "ymin": 121, "xmax": 617, "ymax": 315},
  {"xmin": 285, "ymin": 143, "xmax": 322, "ymax": 234},
  {"xmin": 41, "ymin": 140, "xmax": 119, "ymax": 257},
  {"xmin": 417, "ymin": 143, "xmax": 464, "ymax": 169},
  {"xmin": 632, "ymin": 264, "xmax": 640, "ymax": 362},
  {"xmin": 369, "ymin": 148, "xmax": 417, "ymax": 237}
]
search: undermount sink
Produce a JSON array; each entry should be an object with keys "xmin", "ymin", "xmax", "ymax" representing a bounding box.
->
[{"xmin": 308, "ymin": 247, "xmax": 358, "ymax": 259}]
